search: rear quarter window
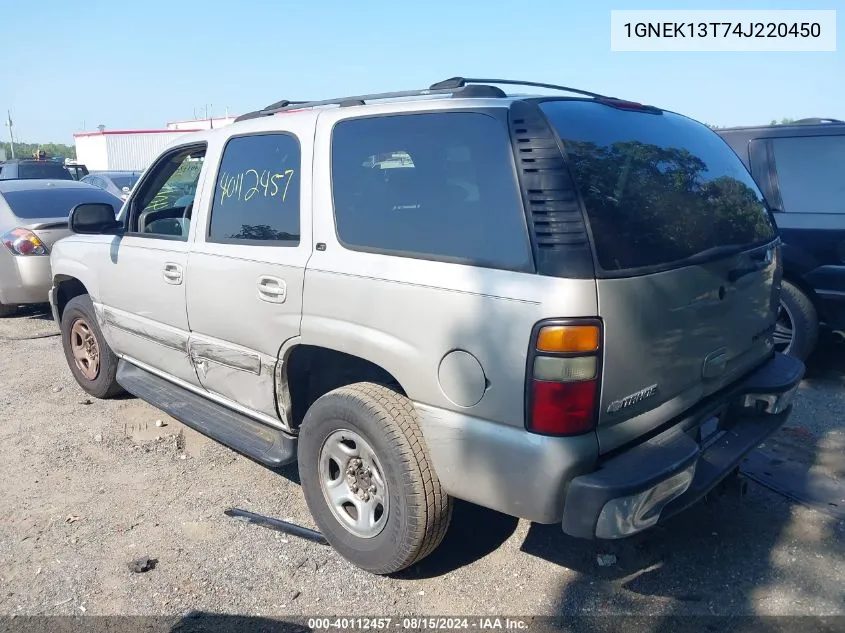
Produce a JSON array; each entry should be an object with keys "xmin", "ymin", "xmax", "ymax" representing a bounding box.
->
[
  {"xmin": 770, "ymin": 134, "xmax": 845, "ymax": 214},
  {"xmin": 540, "ymin": 101, "xmax": 777, "ymax": 273},
  {"xmin": 330, "ymin": 112, "xmax": 533, "ymax": 272}
]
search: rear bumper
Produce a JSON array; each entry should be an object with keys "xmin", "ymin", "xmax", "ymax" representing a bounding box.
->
[
  {"xmin": 561, "ymin": 352, "xmax": 805, "ymax": 539},
  {"xmin": 0, "ymin": 255, "xmax": 53, "ymax": 306}
]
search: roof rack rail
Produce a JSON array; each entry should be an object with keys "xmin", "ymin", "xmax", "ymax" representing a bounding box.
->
[
  {"xmin": 429, "ymin": 77, "xmax": 614, "ymax": 100},
  {"xmin": 235, "ymin": 101, "xmax": 312, "ymax": 122},
  {"xmin": 791, "ymin": 117, "xmax": 845, "ymax": 125},
  {"xmin": 233, "ymin": 83, "xmax": 508, "ymax": 122}
]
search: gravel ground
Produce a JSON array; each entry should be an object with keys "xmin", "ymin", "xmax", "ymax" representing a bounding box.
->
[{"xmin": 0, "ymin": 306, "xmax": 843, "ymax": 620}]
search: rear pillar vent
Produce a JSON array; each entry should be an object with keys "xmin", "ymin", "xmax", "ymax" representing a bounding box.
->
[{"xmin": 508, "ymin": 101, "xmax": 595, "ymax": 279}]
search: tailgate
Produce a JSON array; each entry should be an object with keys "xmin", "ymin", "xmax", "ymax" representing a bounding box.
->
[
  {"xmin": 537, "ymin": 99, "xmax": 781, "ymax": 453},
  {"xmin": 596, "ymin": 244, "xmax": 778, "ymax": 452}
]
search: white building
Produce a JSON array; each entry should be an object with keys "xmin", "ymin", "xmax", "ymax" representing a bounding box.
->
[
  {"xmin": 166, "ymin": 116, "xmax": 237, "ymax": 131},
  {"xmin": 74, "ymin": 115, "xmax": 240, "ymax": 171},
  {"xmin": 74, "ymin": 128, "xmax": 201, "ymax": 171}
]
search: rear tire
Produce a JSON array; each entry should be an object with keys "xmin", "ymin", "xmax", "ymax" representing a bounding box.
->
[
  {"xmin": 0, "ymin": 302, "xmax": 16, "ymax": 318},
  {"xmin": 60, "ymin": 295, "xmax": 124, "ymax": 399},
  {"xmin": 776, "ymin": 280, "xmax": 818, "ymax": 361},
  {"xmin": 298, "ymin": 382, "xmax": 452, "ymax": 574}
]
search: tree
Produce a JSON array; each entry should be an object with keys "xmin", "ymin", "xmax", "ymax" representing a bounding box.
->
[
  {"xmin": 769, "ymin": 118, "xmax": 796, "ymax": 125},
  {"xmin": 0, "ymin": 141, "xmax": 76, "ymax": 161}
]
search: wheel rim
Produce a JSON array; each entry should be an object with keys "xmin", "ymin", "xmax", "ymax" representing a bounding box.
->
[
  {"xmin": 70, "ymin": 318, "xmax": 100, "ymax": 380},
  {"xmin": 773, "ymin": 299, "xmax": 795, "ymax": 355},
  {"xmin": 318, "ymin": 429, "xmax": 389, "ymax": 539}
]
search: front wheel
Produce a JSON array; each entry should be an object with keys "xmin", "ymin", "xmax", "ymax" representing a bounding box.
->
[
  {"xmin": 60, "ymin": 295, "xmax": 124, "ymax": 398},
  {"xmin": 298, "ymin": 382, "xmax": 452, "ymax": 574}
]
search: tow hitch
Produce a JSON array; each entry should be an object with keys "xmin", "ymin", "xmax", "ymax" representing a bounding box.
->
[{"xmin": 705, "ymin": 467, "xmax": 748, "ymax": 503}]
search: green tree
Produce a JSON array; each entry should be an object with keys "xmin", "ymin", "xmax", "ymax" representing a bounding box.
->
[
  {"xmin": 0, "ymin": 141, "xmax": 76, "ymax": 161},
  {"xmin": 769, "ymin": 118, "xmax": 796, "ymax": 125}
]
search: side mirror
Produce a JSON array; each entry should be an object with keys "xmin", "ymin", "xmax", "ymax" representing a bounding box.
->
[{"xmin": 69, "ymin": 203, "xmax": 123, "ymax": 235}]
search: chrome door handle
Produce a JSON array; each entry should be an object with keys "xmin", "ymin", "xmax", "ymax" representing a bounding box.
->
[
  {"xmin": 257, "ymin": 275, "xmax": 286, "ymax": 303},
  {"xmin": 163, "ymin": 263, "xmax": 183, "ymax": 285}
]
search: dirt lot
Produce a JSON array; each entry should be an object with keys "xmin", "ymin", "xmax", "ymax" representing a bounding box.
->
[{"xmin": 0, "ymin": 306, "xmax": 843, "ymax": 620}]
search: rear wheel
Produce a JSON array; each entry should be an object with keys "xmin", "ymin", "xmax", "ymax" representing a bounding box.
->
[
  {"xmin": 298, "ymin": 382, "xmax": 452, "ymax": 574},
  {"xmin": 775, "ymin": 280, "xmax": 818, "ymax": 361},
  {"xmin": 60, "ymin": 295, "xmax": 124, "ymax": 398}
]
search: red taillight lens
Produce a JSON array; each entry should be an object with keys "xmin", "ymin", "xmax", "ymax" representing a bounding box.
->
[
  {"xmin": 530, "ymin": 379, "xmax": 598, "ymax": 436},
  {"xmin": 1, "ymin": 228, "xmax": 48, "ymax": 256},
  {"xmin": 526, "ymin": 320, "xmax": 602, "ymax": 436}
]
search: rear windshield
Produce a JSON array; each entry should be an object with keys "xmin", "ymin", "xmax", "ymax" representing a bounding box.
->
[
  {"xmin": 17, "ymin": 162, "xmax": 74, "ymax": 180},
  {"xmin": 111, "ymin": 175, "xmax": 139, "ymax": 190},
  {"xmin": 2, "ymin": 187, "xmax": 120, "ymax": 219},
  {"xmin": 540, "ymin": 100, "xmax": 777, "ymax": 273}
]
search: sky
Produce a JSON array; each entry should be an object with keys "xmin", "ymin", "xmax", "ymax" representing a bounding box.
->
[{"xmin": 2, "ymin": 0, "xmax": 842, "ymax": 144}]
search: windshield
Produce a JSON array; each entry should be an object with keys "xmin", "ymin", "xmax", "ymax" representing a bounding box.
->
[
  {"xmin": 2, "ymin": 187, "xmax": 121, "ymax": 220},
  {"xmin": 111, "ymin": 175, "xmax": 140, "ymax": 190},
  {"xmin": 17, "ymin": 162, "xmax": 74, "ymax": 180},
  {"xmin": 539, "ymin": 100, "xmax": 777, "ymax": 273}
]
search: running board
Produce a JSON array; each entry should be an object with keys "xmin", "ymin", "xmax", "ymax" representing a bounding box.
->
[{"xmin": 116, "ymin": 360, "xmax": 297, "ymax": 468}]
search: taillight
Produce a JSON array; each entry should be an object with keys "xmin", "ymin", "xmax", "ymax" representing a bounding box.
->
[
  {"xmin": 1, "ymin": 228, "xmax": 48, "ymax": 256},
  {"xmin": 526, "ymin": 320, "xmax": 602, "ymax": 436}
]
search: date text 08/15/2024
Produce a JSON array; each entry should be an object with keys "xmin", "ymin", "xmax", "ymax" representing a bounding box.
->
[{"xmin": 307, "ymin": 617, "xmax": 530, "ymax": 630}]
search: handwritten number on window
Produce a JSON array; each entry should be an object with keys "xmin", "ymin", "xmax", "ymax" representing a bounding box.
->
[{"xmin": 218, "ymin": 169, "xmax": 295, "ymax": 205}]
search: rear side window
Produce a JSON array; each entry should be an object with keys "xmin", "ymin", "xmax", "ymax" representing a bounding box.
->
[
  {"xmin": 771, "ymin": 135, "xmax": 845, "ymax": 214},
  {"xmin": 17, "ymin": 162, "xmax": 73, "ymax": 180},
  {"xmin": 208, "ymin": 133, "xmax": 300, "ymax": 245},
  {"xmin": 1, "ymin": 187, "xmax": 120, "ymax": 219},
  {"xmin": 331, "ymin": 112, "xmax": 533, "ymax": 271},
  {"xmin": 540, "ymin": 101, "xmax": 777, "ymax": 273}
]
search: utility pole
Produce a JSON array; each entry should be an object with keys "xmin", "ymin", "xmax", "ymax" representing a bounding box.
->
[{"xmin": 5, "ymin": 110, "xmax": 15, "ymax": 159}]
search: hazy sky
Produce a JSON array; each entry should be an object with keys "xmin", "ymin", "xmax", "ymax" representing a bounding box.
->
[{"xmin": 2, "ymin": 0, "xmax": 842, "ymax": 144}]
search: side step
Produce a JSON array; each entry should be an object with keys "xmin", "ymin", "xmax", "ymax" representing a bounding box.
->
[{"xmin": 116, "ymin": 360, "xmax": 297, "ymax": 468}]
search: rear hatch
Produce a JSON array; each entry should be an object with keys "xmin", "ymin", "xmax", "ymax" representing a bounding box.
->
[{"xmin": 539, "ymin": 100, "xmax": 781, "ymax": 453}]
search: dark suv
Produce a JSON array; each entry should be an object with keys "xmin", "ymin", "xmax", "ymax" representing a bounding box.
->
[
  {"xmin": 718, "ymin": 119, "xmax": 845, "ymax": 360},
  {"xmin": 0, "ymin": 159, "xmax": 75, "ymax": 181}
]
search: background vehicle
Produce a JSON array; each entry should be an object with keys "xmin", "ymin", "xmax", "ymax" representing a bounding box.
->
[
  {"xmin": 0, "ymin": 159, "xmax": 73, "ymax": 180},
  {"xmin": 82, "ymin": 170, "xmax": 141, "ymax": 201},
  {"xmin": 718, "ymin": 118, "xmax": 845, "ymax": 360},
  {"xmin": 64, "ymin": 163, "xmax": 90, "ymax": 181},
  {"xmin": 49, "ymin": 78, "xmax": 804, "ymax": 575},
  {"xmin": 0, "ymin": 180, "xmax": 121, "ymax": 316}
]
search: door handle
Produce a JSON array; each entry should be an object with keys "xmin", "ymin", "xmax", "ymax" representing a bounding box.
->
[
  {"xmin": 163, "ymin": 263, "xmax": 183, "ymax": 285},
  {"xmin": 257, "ymin": 275, "xmax": 286, "ymax": 303}
]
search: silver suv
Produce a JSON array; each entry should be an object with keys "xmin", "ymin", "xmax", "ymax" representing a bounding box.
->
[{"xmin": 48, "ymin": 78, "xmax": 805, "ymax": 575}]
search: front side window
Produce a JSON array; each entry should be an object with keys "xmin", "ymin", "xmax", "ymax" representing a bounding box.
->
[
  {"xmin": 130, "ymin": 145, "xmax": 206, "ymax": 240},
  {"xmin": 330, "ymin": 112, "xmax": 533, "ymax": 271},
  {"xmin": 207, "ymin": 133, "xmax": 301, "ymax": 245},
  {"xmin": 771, "ymin": 135, "xmax": 845, "ymax": 214}
]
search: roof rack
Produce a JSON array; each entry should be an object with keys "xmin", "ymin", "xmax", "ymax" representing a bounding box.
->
[
  {"xmin": 234, "ymin": 76, "xmax": 618, "ymax": 123},
  {"xmin": 791, "ymin": 117, "xmax": 845, "ymax": 125},
  {"xmin": 234, "ymin": 83, "xmax": 508, "ymax": 122},
  {"xmin": 428, "ymin": 77, "xmax": 613, "ymax": 100}
]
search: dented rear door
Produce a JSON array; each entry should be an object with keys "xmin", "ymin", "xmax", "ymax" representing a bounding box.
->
[{"xmin": 185, "ymin": 128, "xmax": 311, "ymax": 426}]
